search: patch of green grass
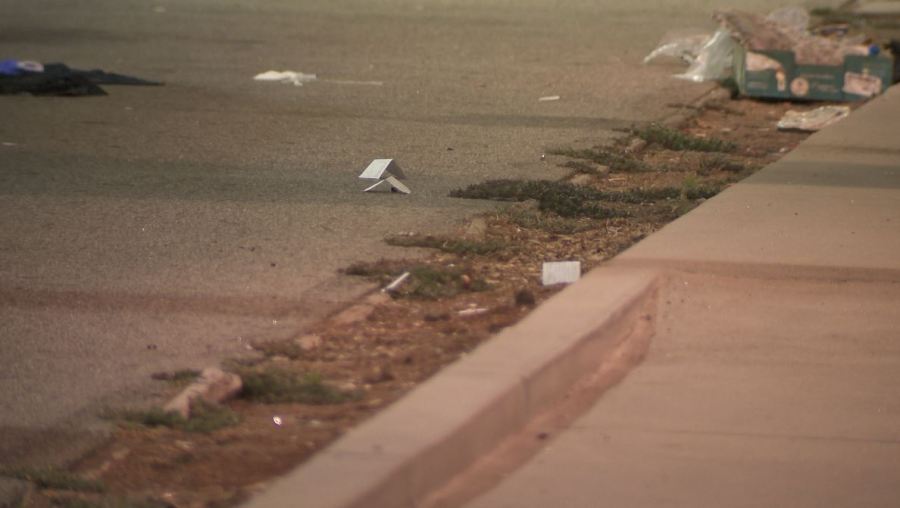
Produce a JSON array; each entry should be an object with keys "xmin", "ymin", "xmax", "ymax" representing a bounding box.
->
[
  {"xmin": 632, "ymin": 124, "xmax": 736, "ymax": 153},
  {"xmin": 116, "ymin": 401, "xmax": 240, "ymax": 434},
  {"xmin": 603, "ymin": 187, "xmax": 681, "ymax": 203},
  {"xmin": 681, "ymin": 176, "xmax": 724, "ymax": 200},
  {"xmin": 0, "ymin": 468, "xmax": 105, "ymax": 493},
  {"xmin": 450, "ymin": 180, "xmax": 629, "ymax": 219},
  {"xmin": 240, "ymin": 370, "xmax": 355, "ymax": 404},
  {"xmin": 561, "ymin": 160, "xmax": 602, "ymax": 174},
  {"xmin": 497, "ymin": 208, "xmax": 598, "ymax": 234},
  {"xmin": 385, "ymin": 234, "xmax": 506, "ymax": 256},
  {"xmin": 547, "ymin": 147, "xmax": 650, "ymax": 172},
  {"xmin": 342, "ymin": 260, "xmax": 486, "ymax": 298},
  {"xmin": 181, "ymin": 401, "xmax": 241, "ymax": 433},
  {"xmin": 252, "ymin": 339, "xmax": 304, "ymax": 360}
]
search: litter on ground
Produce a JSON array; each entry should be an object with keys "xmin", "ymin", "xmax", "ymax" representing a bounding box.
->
[
  {"xmin": 360, "ymin": 159, "xmax": 411, "ymax": 194},
  {"xmin": 0, "ymin": 61, "xmax": 162, "ymax": 96},
  {"xmin": 643, "ymin": 6, "xmax": 895, "ymax": 101},
  {"xmin": 253, "ymin": 70, "xmax": 318, "ymax": 86},
  {"xmin": 542, "ymin": 261, "xmax": 581, "ymax": 286},
  {"xmin": 777, "ymin": 105, "xmax": 850, "ymax": 131}
]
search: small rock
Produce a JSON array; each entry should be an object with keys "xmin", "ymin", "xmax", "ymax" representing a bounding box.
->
[
  {"xmin": 569, "ymin": 173, "xmax": 594, "ymax": 187},
  {"xmin": 363, "ymin": 365, "xmax": 395, "ymax": 384},
  {"xmin": 515, "ymin": 289, "xmax": 536, "ymax": 306},
  {"xmin": 332, "ymin": 303, "xmax": 376, "ymax": 326},
  {"xmin": 626, "ymin": 138, "xmax": 647, "ymax": 154},
  {"xmin": 270, "ymin": 355, "xmax": 290, "ymax": 363},
  {"xmin": 163, "ymin": 367, "xmax": 243, "ymax": 418},
  {"xmin": 339, "ymin": 381, "xmax": 358, "ymax": 392},
  {"xmin": 463, "ymin": 217, "xmax": 488, "ymax": 240},
  {"xmin": 424, "ymin": 312, "xmax": 450, "ymax": 322},
  {"xmin": 308, "ymin": 419, "xmax": 323, "ymax": 428},
  {"xmin": 296, "ymin": 334, "xmax": 323, "ymax": 351}
]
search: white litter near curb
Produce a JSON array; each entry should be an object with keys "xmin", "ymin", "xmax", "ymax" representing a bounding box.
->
[
  {"xmin": 360, "ymin": 159, "xmax": 411, "ymax": 194},
  {"xmin": 383, "ymin": 272, "xmax": 411, "ymax": 293},
  {"xmin": 253, "ymin": 70, "xmax": 318, "ymax": 86},
  {"xmin": 538, "ymin": 95, "xmax": 561, "ymax": 102},
  {"xmin": 777, "ymin": 105, "xmax": 850, "ymax": 132},
  {"xmin": 542, "ymin": 261, "xmax": 581, "ymax": 286}
]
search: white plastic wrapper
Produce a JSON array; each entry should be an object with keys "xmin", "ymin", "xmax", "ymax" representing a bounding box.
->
[
  {"xmin": 643, "ymin": 33, "xmax": 711, "ymax": 65},
  {"xmin": 674, "ymin": 29, "xmax": 738, "ymax": 82},
  {"xmin": 777, "ymin": 106, "xmax": 850, "ymax": 131},
  {"xmin": 253, "ymin": 70, "xmax": 317, "ymax": 86}
]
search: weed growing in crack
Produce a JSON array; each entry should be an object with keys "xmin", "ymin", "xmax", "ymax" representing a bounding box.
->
[
  {"xmin": 546, "ymin": 147, "xmax": 650, "ymax": 172},
  {"xmin": 0, "ymin": 467, "xmax": 105, "ymax": 493},
  {"xmin": 497, "ymin": 207, "xmax": 598, "ymax": 234},
  {"xmin": 240, "ymin": 370, "xmax": 356, "ymax": 404},
  {"xmin": 115, "ymin": 401, "xmax": 240, "ymax": 433},
  {"xmin": 681, "ymin": 176, "xmax": 724, "ymax": 200},
  {"xmin": 632, "ymin": 124, "xmax": 736, "ymax": 153},
  {"xmin": 384, "ymin": 234, "xmax": 506, "ymax": 256},
  {"xmin": 450, "ymin": 180, "xmax": 629, "ymax": 219}
]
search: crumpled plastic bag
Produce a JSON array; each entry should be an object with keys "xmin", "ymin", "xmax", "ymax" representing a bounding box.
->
[
  {"xmin": 674, "ymin": 29, "xmax": 738, "ymax": 82},
  {"xmin": 644, "ymin": 28, "xmax": 737, "ymax": 82},
  {"xmin": 643, "ymin": 33, "xmax": 711, "ymax": 65},
  {"xmin": 777, "ymin": 105, "xmax": 850, "ymax": 131}
]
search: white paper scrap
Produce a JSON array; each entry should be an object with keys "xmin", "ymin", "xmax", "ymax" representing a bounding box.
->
[
  {"xmin": 359, "ymin": 159, "xmax": 406, "ymax": 180},
  {"xmin": 253, "ymin": 70, "xmax": 317, "ymax": 86},
  {"xmin": 542, "ymin": 261, "xmax": 581, "ymax": 286},
  {"xmin": 538, "ymin": 95, "xmax": 561, "ymax": 102},
  {"xmin": 363, "ymin": 176, "xmax": 411, "ymax": 194}
]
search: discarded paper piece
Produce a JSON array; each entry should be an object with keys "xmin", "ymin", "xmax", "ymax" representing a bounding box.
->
[
  {"xmin": 777, "ymin": 105, "xmax": 850, "ymax": 132},
  {"xmin": 253, "ymin": 70, "xmax": 317, "ymax": 86},
  {"xmin": 538, "ymin": 95, "xmax": 561, "ymax": 102},
  {"xmin": 383, "ymin": 271, "xmax": 411, "ymax": 293},
  {"xmin": 360, "ymin": 159, "xmax": 410, "ymax": 194},
  {"xmin": 359, "ymin": 158, "xmax": 407, "ymax": 180},
  {"xmin": 542, "ymin": 261, "xmax": 581, "ymax": 286}
]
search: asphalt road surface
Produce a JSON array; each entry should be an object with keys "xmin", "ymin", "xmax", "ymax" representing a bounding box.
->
[{"xmin": 0, "ymin": 0, "xmax": 797, "ymax": 466}]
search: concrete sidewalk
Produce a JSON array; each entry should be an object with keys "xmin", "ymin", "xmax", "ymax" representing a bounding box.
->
[
  {"xmin": 246, "ymin": 87, "xmax": 899, "ymax": 507},
  {"xmin": 459, "ymin": 87, "xmax": 900, "ymax": 507}
]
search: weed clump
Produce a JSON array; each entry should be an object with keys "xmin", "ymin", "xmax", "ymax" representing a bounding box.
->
[
  {"xmin": 240, "ymin": 370, "xmax": 355, "ymax": 404},
  {"xmin": 342, "ymin": 260, "xmax": 487, "ymax": 299},
  {"xmin": 681, "ymin": 176, "xmax": 724, "ymax": 200},
  {"xmin": 385, "ymin": 234, "xmax": 506, "ymax": 256},
  {"xmin": 116, "ymin": 401, "xmax": 240, "ymax": 433},
  {"xmin": 546, "ymin": 147, "xmax": 650, "ymax": 172},
  {"xmin": 450, "ymin": 180, "xmax": 628, "ymax": 219},
  {"xmin": 0, "ymin": 467, "xmax": 105, "ymax": 493},
  {"xmin": 632, "ymin": 124, "xmax": 736, "ymax": 153}
]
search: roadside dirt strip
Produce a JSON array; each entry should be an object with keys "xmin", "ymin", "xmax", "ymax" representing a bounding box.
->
[{"xmin": 11, "ymin": 91, "xmax": 838, "ymax": 507}]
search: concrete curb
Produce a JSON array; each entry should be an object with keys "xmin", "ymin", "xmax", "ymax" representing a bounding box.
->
[{"xmin": 244, "ymin": 267, "xmax": 660, "ymax": 508}]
